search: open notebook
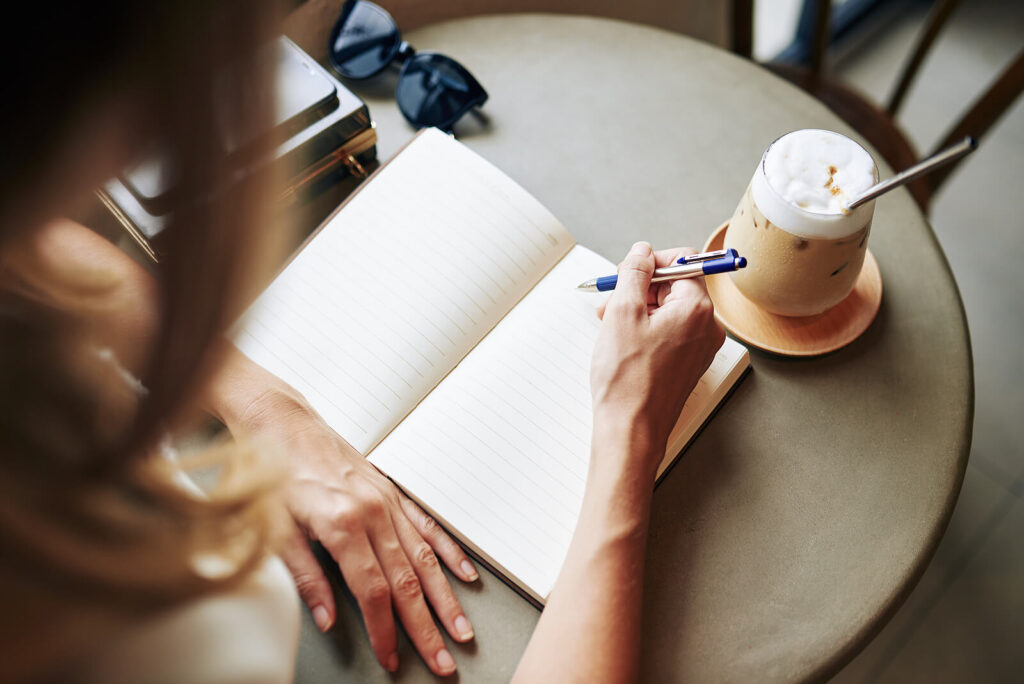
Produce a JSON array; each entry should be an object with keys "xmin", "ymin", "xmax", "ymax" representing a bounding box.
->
[{"xmin": 234, "ymin": 128, "xmax": 750, "ymax": 605}]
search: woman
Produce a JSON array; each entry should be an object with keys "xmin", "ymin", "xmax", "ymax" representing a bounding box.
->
[{"xmin": 0, "ymin": 2, "xmax": 723, "ymax": 682}]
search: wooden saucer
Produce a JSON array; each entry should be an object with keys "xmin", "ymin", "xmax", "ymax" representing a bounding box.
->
[{"xmin": 703, "ymin": 221, "xmax": 882, "ymax": 357}]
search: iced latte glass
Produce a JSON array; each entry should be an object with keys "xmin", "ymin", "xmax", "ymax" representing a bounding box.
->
[{"xmin": 727, "ymin": 129, "xmax": 878, "ymax": 317}]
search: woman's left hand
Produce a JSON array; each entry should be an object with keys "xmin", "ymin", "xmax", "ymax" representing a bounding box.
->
[{"xmin": 206, "ymin": 347, "xmax": 478, "ymax": 677}]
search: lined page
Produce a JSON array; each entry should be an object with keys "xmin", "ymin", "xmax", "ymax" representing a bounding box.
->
[
  {"xmin": 233, "ymin": 129, "xmax": 574, "ymax": 454},
  {"xmin": 369, "ymin": 244, "xmax": 750, "ymax": 601}
]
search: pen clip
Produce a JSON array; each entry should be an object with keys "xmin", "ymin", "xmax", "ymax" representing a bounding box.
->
[{"xmin": 677, "ymin": 248, "xmax": 738, "ymax": 264}]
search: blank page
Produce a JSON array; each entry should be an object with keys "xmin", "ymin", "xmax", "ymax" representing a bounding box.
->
[
  {"xmin": 367, "ymin": 246, "xmax": 609, "ymax": 601},
  {"xmin": 368, "ymin": 244, "xmax": 749, "ymax": 601},
  {"xmin": 233, "ymin": 129, "xmax": 575, "ymax": 454}
]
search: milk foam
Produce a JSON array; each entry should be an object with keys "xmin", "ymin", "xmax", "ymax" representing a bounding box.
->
[{"xmin": 751, "ymin": 129, "xmax": 877, "ymax": 239}]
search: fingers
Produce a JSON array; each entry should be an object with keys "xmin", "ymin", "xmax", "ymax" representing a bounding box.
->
[
  {"xmin": 656, "ymin": 278, "xmax": 724, "ymax": 359},
  {"xmin": 391, "ymin": 507, "xmax": 475, "ymax": 644},
  {"xmin": 642, "ymin": 245, "xmax": 720, "ymax": 347},
  {"xmin": 652, "ymin": 247, "xmax": 698, "ymax": 307},
  {"xmin": 653, "ymin": 246, "xmax": 695, "ymax": 268},
  {"xmin": 400, "ymin": 494, "xmax": 478, "ymax": 583},
  {"xmin": 661, "ymin": 264, "xmax": 711, "ymax": 309},
  {"xmin": 609, "ymin": 241, "xmax": 654, "ymax": 310},
  {"xmin": 320, "ymin": 525, "xmax": 400, "ymax": 672},
  {"xmin": 279, "ymin": 524, "xmax": 336, "ymax": 633},
  {"xmin": 364, "ymin": 509, "xmax": 458, "ymax": 677},
  {"xmin": 600, "ymin": 245, "xmax": 702, "ymax": 314}
]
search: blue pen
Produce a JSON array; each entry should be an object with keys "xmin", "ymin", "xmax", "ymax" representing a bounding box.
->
[{"xmin": 575, "ymin": 251, "xmax": 746, "ymax": 292}]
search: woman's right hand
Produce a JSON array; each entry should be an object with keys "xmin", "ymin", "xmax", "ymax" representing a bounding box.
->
[
  {"xmin": 513, "ymin": 242, "xmax": 725, "ymax": 683},
  {"xmin": 589, "ymin": 241, "xmax": 725, "ymax": 481}
]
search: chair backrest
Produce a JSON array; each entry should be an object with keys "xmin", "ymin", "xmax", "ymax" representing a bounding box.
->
[
  {"xmin": 794, "ymin": 0, "xmax": 1024, "ymax": 199},
  {"xmin": 285, "ymin": 0, "xmax": 750, "ymax": 63}
]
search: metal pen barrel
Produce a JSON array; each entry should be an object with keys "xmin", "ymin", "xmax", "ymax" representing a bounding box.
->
[{"xmin": 650, "ymin": 262, "xmax": 706, "ymax": 282}]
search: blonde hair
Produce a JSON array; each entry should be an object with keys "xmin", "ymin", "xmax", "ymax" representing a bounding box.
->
[{"xmin": 0, "ymin": 1, "xmax": 295, "ymax": 679}]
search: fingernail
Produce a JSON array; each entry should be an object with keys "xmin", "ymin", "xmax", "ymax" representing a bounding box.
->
[
  {"xmin": 435, "ymin": 648, "xmax": 456, "ymax": 674},
  {"xmin": 386, "ymin": 652, "xmax": 399, "ymax": 672},
  {"xmin": 629, "ymin": 241, "xmax": 651, "ymax": 256},
  {"xmin": 460, "ymin": 559, "xmax": 479, "ymax": 581},
  {"xmin": 312, "ymin": 605, "xmax": 331, "ymax": 632},
  {"xmin": 454, "ymin": 614, "xmax": 475, "ymax": 641}
]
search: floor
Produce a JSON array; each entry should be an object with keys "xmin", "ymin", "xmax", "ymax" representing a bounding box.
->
[{"xmin": 757, "ymin": 0, "xmax": 1024, "ymax": 681}]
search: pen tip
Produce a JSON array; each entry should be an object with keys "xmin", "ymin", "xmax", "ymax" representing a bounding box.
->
[{"xmin": 737, "ymin": 256, "xmax": 747, "ymax": 268}]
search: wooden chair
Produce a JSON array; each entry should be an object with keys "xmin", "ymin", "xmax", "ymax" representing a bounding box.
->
[
  {"xmin": 285, "ymin": 1, "xmax": 1022, "ymax": 215},
  {"xmin": 765, "ymin": 0, "xmax": 1024, "ymax": 213}
]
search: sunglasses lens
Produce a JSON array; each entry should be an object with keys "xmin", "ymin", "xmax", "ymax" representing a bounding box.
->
[
  {"xmin": 329, "ymin": 0, "xmax": 400, "ymax": 79},
  {"xmin": 396, "ymin": 53, "xmax": 488, "ymax": 129}
]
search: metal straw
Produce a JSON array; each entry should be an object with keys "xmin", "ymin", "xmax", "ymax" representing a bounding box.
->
[{"xmin": 843, "ymin": 137, "xmax": 977, "ymax": 211}]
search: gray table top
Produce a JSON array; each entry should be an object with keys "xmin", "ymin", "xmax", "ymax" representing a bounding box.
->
[{"xmin": 292, "ymin": 14, "xmax": 973, "ymax": 683}]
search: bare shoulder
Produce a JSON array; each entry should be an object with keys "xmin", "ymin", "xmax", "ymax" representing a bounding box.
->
[{"xmin": 78, "ymin": 557, "xmax": 300, "ymax": 684}]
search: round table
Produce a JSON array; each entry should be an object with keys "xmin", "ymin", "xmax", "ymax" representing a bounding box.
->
[{"xmin": 292, "ymin": 14, "xmax": 972, "ymax": 683}]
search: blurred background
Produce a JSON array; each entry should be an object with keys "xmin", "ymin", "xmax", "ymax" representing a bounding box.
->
[{"xmin": 755, "ymin": 0, "xmax": 1022, "ymax": 680}]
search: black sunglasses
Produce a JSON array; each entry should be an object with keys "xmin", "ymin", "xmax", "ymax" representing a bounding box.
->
[{"xmin": 328, "ymin": 0, "xmax": 488, "ymax": 130}]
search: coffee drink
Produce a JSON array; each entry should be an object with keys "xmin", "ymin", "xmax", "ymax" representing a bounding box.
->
[{"xmin": 726, "ymin": 129, "xmax": 878, "ymax": 316}]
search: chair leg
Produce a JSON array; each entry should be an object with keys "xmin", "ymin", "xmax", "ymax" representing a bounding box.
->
[
  {"xmin": 927, "ymin": 47, "xmax": 1024, "ymax": 196},
  {"xmin": 732, "ymin": 0, "xmax": 754, "ymax": 59},
  {"xmin": 886, "ymin": 0, "xmax": 962, "ymax": 117}
]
